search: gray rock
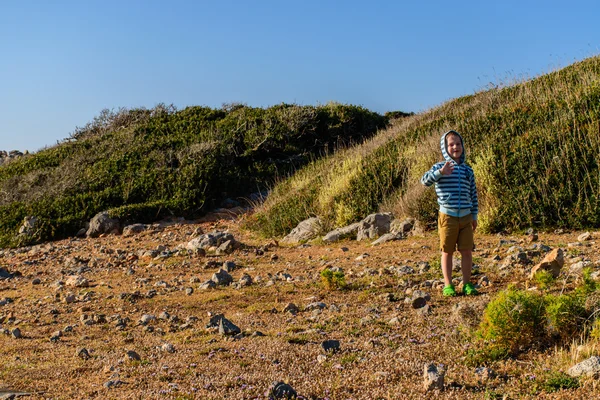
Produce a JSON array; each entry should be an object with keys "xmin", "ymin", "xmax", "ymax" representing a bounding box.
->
[
  {"xmin": 237, "ymin": 273, "xmax": 253, "ymax": 287},
  {"xmin": 122, "ymin": 223, "xmax": 149, "ymax": 236},
  {"xmin": 216, "ymin": 240, "xmax": 235, "ymax": 255},
  {"xmin": 578, "ymin": 232, "xmax": 592, "ymax": 242},
  {"xmin": 568, "ymin": 356, "xmax": 600, "ymax": 378},
  {"xmin": 371, "ymin": 232, "xmax": 405, "ymax": 245},
  {"xmin": 18, "ymin": 216, "xmax": 39, "ymax": 237},
  {"xmin": 161, "ymin": 343, "xmax": 175, "ymax": 353},
  {"xmin": 269, "ymin": 381, "xmax": 297, "ymax": 399},
  {"xmin": 0, "ymin": 268, "xmax": 14, "ymax": 280},
  {"xmin": 218, "ymin": 317, "xmax": 241, "ymax": 336},
  {"xmin": 86, "ymin": 211, "xmax": 120, "ymax": 238},
  {"xmin": 211, "ymin": 269, "xmax": 233, "ymax": 286},
  {"xmin": 412, "ymin": 297, "xmax": 427, "ymax": 309},
  {"xmin": 11, "ymin": 328, "xmax": 22, "ymax": 339},
  {"xmin": 322, "ymin": 222, "xmax": 361, "ymax": 243},
  {"xmin": 199, "ymin": 280, "xmax": 216, "ymax": 290},
  {"xmin": 305, "ymin": 302, "xmax": 327, "ymax": 311},
  {"xmin": 283, "ymin": 303, "xmax": 299, "ymax": 315},
  {"xmin": 222, "ymin": 260, "xmax": 236, "ymax": 272},
  {"xmin": 391, "ymin": 218, "xmax": 414, "ymax": 234},
  {"xmin": 185, "ymin": 231, "xmax": 236, "ymax": 252},
  {"xmin": 423, "ymin": 363, "xmax": 445, "ymax": 391},
  {"xmin": 412, "ymin": 290, "xmax": 431, "ymax": 301},
  {"xmin": 31, "ymin": 278, "xmax": 41, "ymax": 285},
  {"xmin": 104, "ymin": 380, "xmax": 126, "ymax": 389},
  {"xmin": 185, "ymin": 287, "xmax": 194, "ymax": 295},
  {"xmin": 139, "ymin": 314, "xmax": 156, "ymax": 325},
  {"xmin": 282, "ymin": 217, "xmax": 322, "ymax": 244},
  {"xmin": 65, "ymin": 275, "xmax": 89, "ymax": 288},
  {"xmin": 356, "ymin": 213, "xmax": 393, "ymax": 241},
  {"xmin": 77, "ymin": 348, "xmax": 91, "ymax": 360},
  {"xmin": 124, "ymin": 350, "xmax": 141, "ymax": 361},
  {"xmin": 321, "ymin": 339, "xmax": 340, "ymax": 353}
]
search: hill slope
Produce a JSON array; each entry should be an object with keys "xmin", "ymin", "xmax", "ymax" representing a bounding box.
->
[
  {"xmin": 0, "ymin": 103, "xmax": 387, "ymax": 247},
  {"xmin": 250, "ymin": 56, "xmax": 600, "ymax": 237}
]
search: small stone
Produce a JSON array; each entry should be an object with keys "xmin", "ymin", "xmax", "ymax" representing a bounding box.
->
[
  {"xmin": 211, "ymin": 269, "xmax": 233, "ymax": 286},
  {"xmin": 423, "ymin": 363, "xmax": 445, "ymax": 391},
  {"xmin": 578, "ymin": 232, "xmax": 592, "ymax": 242},
  {"xmin": 64, "ymin": 293, "xmax": 77, "ymax": 304},
  {"xmin": 65, "ymin": 275, "xmax": 89, "ymax": 288},
  {"xmin": 124, "ymin": 350, "xmax": 141, "ymax": 361},
  {"xmin": 283, "ymin": 303, "xmax": 299, "ymax": 315},
  {"xmin": 185, "ymin": 287, "xmax": 194, "ymax": 295},
  {"xmin": 269, "ymin": 381, "xmax": 297, "ymax": 399},
  {"xmin": 317, "ymin": 354, "xmax": 327, "ymax": 363},
  {"xmin": 321, "ymin": 339, "xmax": 340, "ymax": 353},
  {"xmin": 222, "ymin": 261, "xmax": 236, "ymax": 272},
  {"xmin": 11, "ymin": 328, "xmax": 22, "ymax": 339},
  {"xmin": 139, "ymin": 314, "xmax": 156, "ymax": 325},
  {"xmin": 32, "ymin": 278, "xmax": 41, "ymax": 285},
  {"xmin": 412, "ymin": 297, "xmax": 427, "ymax": 309},
  {"xmin": 77, "ymin": 347, "xmax": 91, "ymax": 360},
  {"xmin": 104, "ymin": 380, "xmax": 125, "ymax": 389},
  {"xmin": 305, "ymin": 302, "xmax": 327, "ymax": 311},
  {"xmin": 218, "ymin": 317, "xmax": 241, "ymax": 336},
  {"xmin": 199, "ymin": 280, "xmax": 216, "ymax": 290},
  {"xmin": 161, "ymin": 343, "xmax": 175, "ymax": 353}
]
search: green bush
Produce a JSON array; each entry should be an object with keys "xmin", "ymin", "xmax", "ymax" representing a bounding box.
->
[
  {"xmin": 478, "ymin": 287, "xmax": 547, "ymax": 354},
  {"xmin": 533, "ymin": 269, "xmax": 556, "ymax": 291},
  {"xmin": 320, "ymin": 268, "xmax": 347, "ymax": 290},
  {"xmin": 545, "ymin": 293, "xmax": 588, "ymax": 341},
  {"xmin": 540, "ymin": 371, "xmax": 579, "ymax": 393},
  {"xmin": 0, "ymin": 103, "xmax": 387, "ymax": 247}
]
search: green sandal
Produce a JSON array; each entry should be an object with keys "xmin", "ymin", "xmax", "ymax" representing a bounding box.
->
[
  {"xmin": 463, "ymin": 282, "xmax": 478, "ymax": 296},
  {"xmin": 443, "ymin": 285, "xmax": 456, "ymax": 297}
]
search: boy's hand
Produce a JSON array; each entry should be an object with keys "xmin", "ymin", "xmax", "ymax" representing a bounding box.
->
[
  {"xmin": 472, "ymin": 220, "xmax": 477, "ymax": 231},
  {"xmin": 440, "ymin": 161, "xmax": 454, "ymax": 175}
]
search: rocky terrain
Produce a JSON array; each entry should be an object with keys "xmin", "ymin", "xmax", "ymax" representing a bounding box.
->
[{"xmin": 0, "ymin": 211, "xmax": 599, "ymax": 399}]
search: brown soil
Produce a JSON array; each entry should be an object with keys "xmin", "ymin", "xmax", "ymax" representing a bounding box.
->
[{"xmin": 0, "ymin": 214, "xmax": 598, "ymax": 399}]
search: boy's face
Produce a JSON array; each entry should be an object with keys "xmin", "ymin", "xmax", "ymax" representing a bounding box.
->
[{"xmin": 446, "ymin": 134, "xmax": 463, "ymax": 162}]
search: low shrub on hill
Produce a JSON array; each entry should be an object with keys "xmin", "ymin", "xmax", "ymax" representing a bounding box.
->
[{"xmin": 0, "ymin": 103, "xmax": 387, "ymax": 247}]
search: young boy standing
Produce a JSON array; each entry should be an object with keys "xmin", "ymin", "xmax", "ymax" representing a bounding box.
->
[{"xmin": 420, "ymin": 130, "xmax": 479, "ymax": 296}]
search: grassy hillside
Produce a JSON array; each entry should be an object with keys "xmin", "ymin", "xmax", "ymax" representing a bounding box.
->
[
  {"xmin": 0, "ymin": 103, "xmax": 387, "ymax": 247},
  {"xmin": 249, "ymin": 56, "xmax": 600, "ymax": 237}
]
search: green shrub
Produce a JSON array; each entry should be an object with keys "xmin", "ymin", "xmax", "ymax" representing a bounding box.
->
[
  {"xmin": 545, "ymin": 293, "xmax": 588, "ymax": 341},
  {"xmin": 0, "ymin": 103, "xmax": 386, "ymax": 247},
  {"xmin": 320, "ymin": 268, "xmax": 347, "ymax": 290},
  {"xmin": 533, "ymin": 269, "xmax": 556, "ymax": 290},
  {"xmin": 478, "ymin": 287, "xmax": 546, "ymax": 354},
  {"xmin": 540, "ymin": 371, "xmax": 579, "ymax": 392}
]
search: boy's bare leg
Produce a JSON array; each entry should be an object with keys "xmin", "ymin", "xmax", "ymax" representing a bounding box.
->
[
  {"xmin": 459, "ymin": 249, "xmax": 472, "ymax": 284},
  {"xmin": 441, "ymin": 252, "xmax": 453, "ymax": 286}
]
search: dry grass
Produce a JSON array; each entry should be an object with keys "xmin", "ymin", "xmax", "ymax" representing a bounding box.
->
[{"xmin": 0, "ymin": 212, "xmax": 599, "ymax": 399}]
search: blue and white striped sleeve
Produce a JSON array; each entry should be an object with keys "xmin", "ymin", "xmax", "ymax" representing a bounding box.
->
[{"xmin": 420, "ymin": 163, "xmax": 443, "ymax": 187}]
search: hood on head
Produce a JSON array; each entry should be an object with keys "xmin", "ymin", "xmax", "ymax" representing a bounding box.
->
[{"xmin": 440, "ymin": 130, "xmax": 465, "ymax": 164}]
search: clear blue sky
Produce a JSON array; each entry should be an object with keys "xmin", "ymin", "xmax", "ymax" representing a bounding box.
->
[{"xmin": 1, "ymin": 0, "xmax": 598, "ymax": 152}]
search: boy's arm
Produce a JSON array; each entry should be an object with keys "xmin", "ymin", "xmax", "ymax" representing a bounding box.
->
[{"xmin": 420, "ymin": 163, "xmax": 443, "ymax": 187}]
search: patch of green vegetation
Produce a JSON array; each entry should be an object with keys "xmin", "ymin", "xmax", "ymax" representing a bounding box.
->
[
  {"xmin": 287, "ymin": 335, "xmax": 309, "ymax": 345},
  {"xmin": 540, "ymin": 371, "xmax": 580, "ymax": 392},
  {"xmin": 478, "ymin": 286, "xmax": 547, "ymax": 355},
  {"xmin": 320, "ymin": 268, "xmax": 347, "ymax": 290},
  {"xmin": 0, "ymin": 103, "xmax": 386, "ymax": 247},
  {"xmin": 533, "ymin": 269, "xmax": 556, "ymax": 290}
]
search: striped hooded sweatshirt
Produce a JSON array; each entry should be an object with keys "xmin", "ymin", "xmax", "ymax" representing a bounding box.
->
[{"xmin": 420, "ymin": 130, "xmax": 479, "ymax": 220}]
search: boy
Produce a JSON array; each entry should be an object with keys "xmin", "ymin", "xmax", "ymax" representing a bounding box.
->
[{"xmin": 420, "ymin": 130, "xmax": 479, "ymax": 296}]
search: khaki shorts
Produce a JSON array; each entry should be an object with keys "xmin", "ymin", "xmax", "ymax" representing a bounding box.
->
[{"xmin": 438, "ymin": 212, "xmax": 474, "ymax": 253}]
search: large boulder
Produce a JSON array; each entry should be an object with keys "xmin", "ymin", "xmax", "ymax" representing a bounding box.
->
[
  {"xmin": 186, "ymin": 231, "xmax": 238, "ymax": 252},
  {"xmin": 568, "ymin": 356, "xmax": 600, "ymax": 378},
  {"xmin": 86, "ymin": 212, "xmax": 120, "ymax": 238},
  {"xmin": 18, "ymin": 216, "xmax": 39, "ymax": 237},
  {"xmin": 356, "ymin": 213, "xmax": 392, "ymax": 241},
  {"xmin": 281, "ymin": 217, "xmax": 322, "ymax": 244},
  {"xmin": 529, "ymin": 248, "xmax": 564, "ymax": 279},
  {"xmin": 322, "ymin": 222, "xmax": 361, "ymax": 243}
]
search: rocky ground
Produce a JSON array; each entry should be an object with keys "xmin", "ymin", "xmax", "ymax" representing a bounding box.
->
[{"xmin": 0, "ymin": 213, "xmax": 599, "ymax": 399}]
